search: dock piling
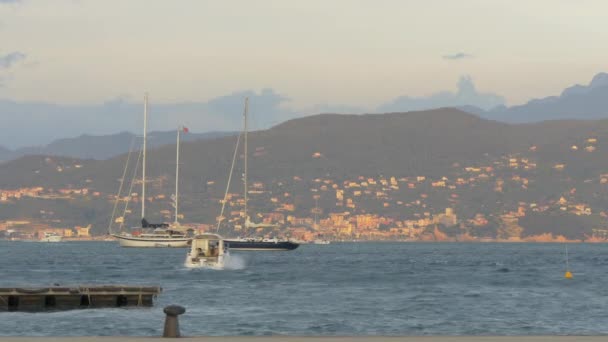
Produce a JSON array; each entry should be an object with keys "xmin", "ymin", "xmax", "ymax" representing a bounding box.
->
[{"xmin": 163, "ymin": 305, "xmax": 186, "ymax": 338}]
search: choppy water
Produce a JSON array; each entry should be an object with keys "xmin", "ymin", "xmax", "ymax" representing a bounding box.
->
[{"xmin": 1, "ymin": 241, "xmax": 608, "ymax": 336}]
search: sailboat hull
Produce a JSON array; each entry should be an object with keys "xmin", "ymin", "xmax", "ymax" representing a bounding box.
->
[
  {"xmin": 112, "ymin": 234, "xmax": 190, "ymax": 248},
  {"xmin": 224, "ymin": 239, "xmax": 299, "ymax": 251}
]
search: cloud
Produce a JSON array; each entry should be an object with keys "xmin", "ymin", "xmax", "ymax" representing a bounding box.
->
[
  {"xmin": 0, "ymin": 51, "xmax": 26, "ymax": 68},
  {"xmin": 377, "ymin": 75, "xmax": 505, "ymax": 112},
  {"xmin": 0, "ymin": 79, "xmax": 507, "ymax": 148},
  {"xmin": 0, "ymin": 88, "xmax": 295, "ymax": 148},
  {"xmin": 442, "ymin": 52, "xmax": 473, "ymax": 60},
  {"xmin": 9, "ymin": 71, "xmax": 608, "ymax": 148},
  {"xmin": 204, "ymin": 88, "xmax": 293, "ymax": 128},
  {"xmin": 0, "ymin": 0, "xmax": 21, "ymax": 3}
]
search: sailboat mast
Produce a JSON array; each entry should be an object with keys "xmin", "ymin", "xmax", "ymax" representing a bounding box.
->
[
  {"xmin": 314, "ymin": 197, "xmax": 319, "ymax": 229},
  {"xmin": 565, "ymin": 244, "xmax": 570, "ymax": 270},
  {"xmin": 142, "ymin": 93, "xmax": 148, "ymax": 219},
  {"xmin": 174, "ymin": 126, "xmax": 181, "ymax": 223},
  {"xmin": 243, "ymin": 97, "xmax": 249, "ymax": 224}
]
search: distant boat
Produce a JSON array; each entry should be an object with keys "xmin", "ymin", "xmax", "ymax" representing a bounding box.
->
[
  {"xmin": 217, "ymin": 98, "xmax": 299, "ymax": 251},
  {"xmin": 40, "ymin": 232, "xmax": 62, "ymax": 243},
  {"xmin": 110, "ymin": 95, "xmax": 192, "ymax": 248},
  {"xmin": 225, "ymin": 237, "xmax": 299, "ymax": 251},
  {"xmin": 184, "ymin": 233, "xmax": 229, "ymax": 269}
]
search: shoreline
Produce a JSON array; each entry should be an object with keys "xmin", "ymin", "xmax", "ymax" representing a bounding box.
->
[{"xmin": 2, "ymin": 239, "xmax": 607, "ymax": 244}]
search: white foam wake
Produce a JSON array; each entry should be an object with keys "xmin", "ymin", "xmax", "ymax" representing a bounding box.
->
[{"xmin": 223, "ymin": 254, "xmax": 246, "ymax": 270}]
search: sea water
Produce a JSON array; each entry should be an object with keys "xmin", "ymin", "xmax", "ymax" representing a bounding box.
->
[{"xmin": 1, "ymin": 241, "xmax": 608, "ymax": 336}]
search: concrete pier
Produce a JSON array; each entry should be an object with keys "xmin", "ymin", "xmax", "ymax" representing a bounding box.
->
[{"xmin": 0, "ymin": 285, "xmax": 161, "ymax": 311}]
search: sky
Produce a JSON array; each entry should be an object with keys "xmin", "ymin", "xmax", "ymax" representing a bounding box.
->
[{"xmin": 1, "ymin": 0, "xmax": 608, "ymax": 147}]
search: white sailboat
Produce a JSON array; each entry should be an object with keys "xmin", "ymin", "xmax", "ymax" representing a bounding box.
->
[
  {"xmin": 40, "ymin": 232, "xmax": 63, "ymax": 243},
  {"xmin": 111, "ymin": 95, "xmax": 191, "ymax": 248}
]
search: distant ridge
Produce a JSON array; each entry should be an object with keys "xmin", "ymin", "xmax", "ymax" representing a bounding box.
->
[
  {"xmin": 468, "ymin": 72, "xmax": 608, "ymax": 122},
  {"xmin": 0, "ymin": 130, "xmax": 235, "ymax": 162},
  {"xmin": 3, "ymin": 72, "xmax": 608, "ymax": 157},
  {"xmin": 4, "ymin": 108, "xmax": 608, "ymax": 190}
]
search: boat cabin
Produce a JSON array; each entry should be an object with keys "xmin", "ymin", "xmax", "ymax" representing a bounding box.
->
[
  {"xmin": 139, "ymin": 228, "xmax": 187, "ymax": 238},
  {"xmin": 190, "ymin": 234, "xmax": 225, "ymax": 259}
]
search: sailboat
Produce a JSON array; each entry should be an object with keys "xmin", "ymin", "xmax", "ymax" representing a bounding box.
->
[
  {"xmin": 110, "ymin": 95, "xmax": 192, "ymax": 248},
  {"xmin": 40, "ymin": 232, "xmax": 63, "ymax": 243},
  {"xmin": 219, "ymin": 98, "xmax": 299, "ymax": 251}
]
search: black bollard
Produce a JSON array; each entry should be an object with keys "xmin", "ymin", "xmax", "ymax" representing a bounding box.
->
[{"xmin": 163, "ymin": 305, "xmax": 186, "ymax": 337}]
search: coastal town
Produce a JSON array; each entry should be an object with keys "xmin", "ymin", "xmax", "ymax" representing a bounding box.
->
[{"xmin": 1, "ymin": 135, "xmax": 607, "ymax": 243}]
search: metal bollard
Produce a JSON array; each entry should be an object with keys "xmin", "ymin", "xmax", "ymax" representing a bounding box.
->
[{"xmin": 163, "ymin": 305, "xmax": 186, "ymax": 338}]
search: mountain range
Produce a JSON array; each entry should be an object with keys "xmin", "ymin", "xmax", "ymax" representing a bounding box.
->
[
  {"xmin": 3, "ymin": 72, "xmax": 608, "ymax": 161},
  {"xmin": 3, "ymin": 108, "xmax": 608, "ymax": 238},
  {"xmin": 466, "ymin": 72, "xmax": 608, "ymax": 122},
  {"xmin": 0, "ymin": 131, "xmax": 234, "ymax": 162},
  {"xmin": 3, "ymin": 108, "xmax": 608, "ymax": 189}
]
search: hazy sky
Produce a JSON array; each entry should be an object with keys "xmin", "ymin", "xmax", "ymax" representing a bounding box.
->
[
  {"xmin": 1, "ymin": 0, "xmax": 607, "ymax": 109},
  {"xmin": 1, "ymin": 0, "xmax": 608, "ymax": 148}
]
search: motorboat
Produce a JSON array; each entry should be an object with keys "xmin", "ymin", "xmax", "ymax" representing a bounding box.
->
[{"xmin": 184, "ymin": 234, "xmax": 228, "ymax": 269}]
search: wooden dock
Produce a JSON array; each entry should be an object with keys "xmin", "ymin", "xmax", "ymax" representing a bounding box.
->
[{"xmin": 0, "ymin": 285, "xmax": 162, "ymax": 311}]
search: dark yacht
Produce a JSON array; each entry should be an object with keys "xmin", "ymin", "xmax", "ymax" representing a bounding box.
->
[
  {"xmin": 215, "ymin": 98, "xmax": 299, "ymax": 252},
  {"xmin": 224, "ymin": 237, "xmax": 299, "ymax": 251}
]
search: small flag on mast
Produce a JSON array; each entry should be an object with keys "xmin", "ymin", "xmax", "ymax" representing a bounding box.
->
[{"xmin": 182, "ymin": 127, "xmax": 189, "ymax": 133}]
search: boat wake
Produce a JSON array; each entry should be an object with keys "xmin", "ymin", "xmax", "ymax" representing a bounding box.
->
[
  {"xmin": 183, "ymin": 254, "xmax": 246, "ymax": 271},
  {"xmin": 224, "ymin": 254, "xmax": 246, "ymax": 270}
]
